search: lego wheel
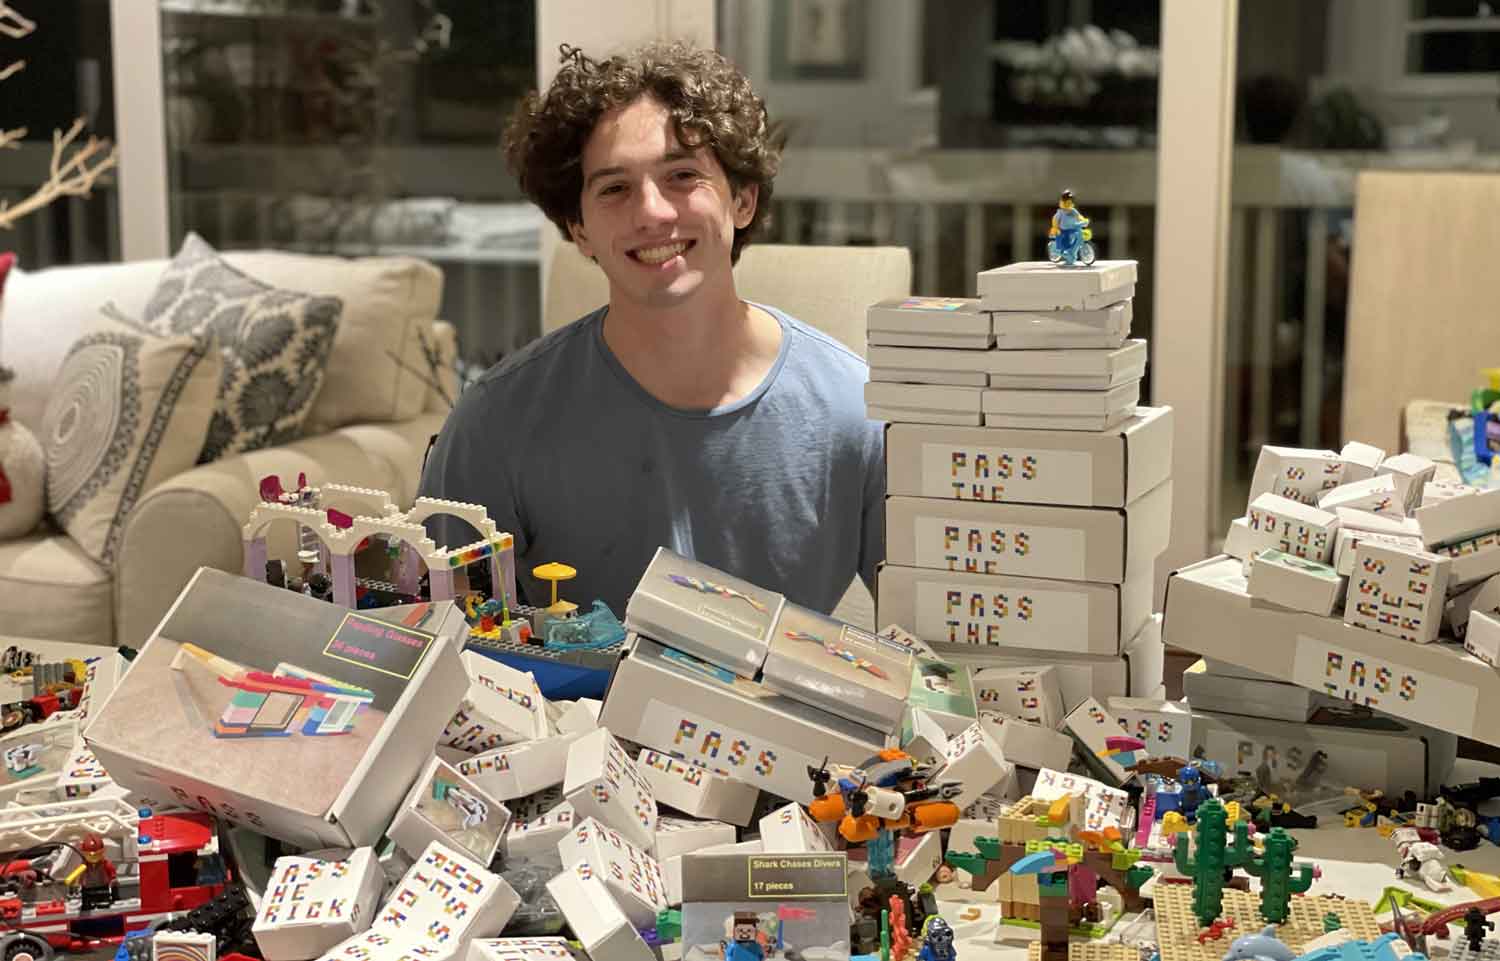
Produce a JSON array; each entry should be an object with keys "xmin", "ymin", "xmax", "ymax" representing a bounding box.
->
[
  {"xmin": 1078, "ymin": 242, "xmax": 1097, "ymax": 266},
  {"xmin": 0, "ymin": 933, "xmax": 53, "ymax": 961},
  {"xmin": 1047, "ymin": 241, "xmax": 1063, "ymax": 264}
]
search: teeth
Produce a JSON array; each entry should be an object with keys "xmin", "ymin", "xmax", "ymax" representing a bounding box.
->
[{"xmin": 635, "ymin": 241, "xmax": 688, "ymax": 264}]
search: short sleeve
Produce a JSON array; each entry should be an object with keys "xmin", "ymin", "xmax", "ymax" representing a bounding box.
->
[{"xmin": 857, "ymin": 421, "xmax": 886, "ymax": 600}]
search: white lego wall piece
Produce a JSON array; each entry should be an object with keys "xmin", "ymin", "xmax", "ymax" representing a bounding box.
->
[
  {"xmin": 936, "ymin": 721, "xmax": 1014, "ymax": 811},
  {"xmin": 1343, "ymin": 540, "xmax": 1452, "ymax": 644},
  {"xmin": 758, "ymin": 801, "xmax": 834, "ymax": 853},
  {"xmin": 1248, "ymin": 446, "xmax": 1345, "ymax": 508},
  {"xmin": 545, "ymin": 868, "xmax": 655, "ymax": 961},
  {"xmin": 555, "ymin": 817, "xmax": 667, "ymax": 928},
  {"xmin": 652, "ymin": 815, "xmax": 736, "ymax": 862},
  {"xmin": 1062, "ymin": 696, "xmax": 1139, "ymax": 785},
  {"xmin": 465, "ymin": 938, "xmax": 575, "ymax": 961},
  {"xmin": 456, "ymin": 731, "xmax": 584, "ymax": 801},
  {"xmin": 1317, "ymin": 475, "xmax": 1403, "ymax": 516},
  {"xmin": 971, "ymin": 666, "xmax": 1065, "ymax": 728},
  {"xmin": 976, "ymin": 711, "xmax": 1075, "ymax": 771},
  {"xmin": 388, "ymin": 756, "xmax": 511, "ymax": 867},
  {"xmin": 1339, "ymin": 441, "xmax": 1386, "ymax": 484},
  {"xmin": 153, "ymin": 931, "xmax": 216, "ymax": 961},
  {"xmin": 503, "ymin": 801, "xmax": 575, "ymax": 860},
  {"xmin": 562, "ymin": 728, "xmax": 659, "ymax": 852},
  {"xmin": 1245, "ymin": 493, "xmax": 1339, "ymax": 564},
  {"xmin": 1107, "ymin": 696, "xmax": 1192, "ymax": 761},
  {"xmin": 1246, "ymin": 549, "xmax": 1347, "ymax": 616},
  {"xmin": 635, "ymin": 749, "xmax": 759, "ymax": 826},
  {"xmin": 1466, "ymin": 610, "xmax": 1500, "ymax": 669},
  {"xmin": 253, "ymin": 848, "xmax": 385, "ymax": 961}
]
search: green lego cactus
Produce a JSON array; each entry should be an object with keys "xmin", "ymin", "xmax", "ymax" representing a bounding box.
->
[
  {"xmin": 1173, "ymin": 798, "xmax": 1254, "ymax": 927},
  {"xmin": 1323, "ymin": 911, "xmax": 1342, "ymax": 933},
  {"xmin": 1243, "ymin": 827, "xmax": 1315, "ymax": 924}
]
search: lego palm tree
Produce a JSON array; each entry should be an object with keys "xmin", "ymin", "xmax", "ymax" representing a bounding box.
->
[
  {"xmin": 1174, "ymin": 797, "xmax": 1255, "ymax": 928},
  {"xmin": 1244, "ymin": 827, "xmax": 1314, "ymax": 924}
]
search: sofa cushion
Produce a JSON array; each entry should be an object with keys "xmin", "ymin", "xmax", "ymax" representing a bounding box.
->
[
  {"xmin": 0, "ymin": 529, "xmax": 113, "ymax": 642},
  {"xmin": 141, "ymin": 234, "xmax": 343, "ymax": 462},
  {"xmin": 220, "ymin": 249, "xmax": 443, "ymax": 433},
  {"xmin": 42, "ymin": 307, "xmax": 222, "ymax": 566}
]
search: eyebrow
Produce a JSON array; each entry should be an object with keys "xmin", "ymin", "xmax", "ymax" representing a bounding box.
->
[{"xmin": 583, "ymin": 149, "xmax": 698, "ymax": 190}]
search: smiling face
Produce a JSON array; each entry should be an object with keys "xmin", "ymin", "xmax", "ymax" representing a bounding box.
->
[{"xmin": 569, "ymin": 95, "xmax": 757, "ymax": 313}]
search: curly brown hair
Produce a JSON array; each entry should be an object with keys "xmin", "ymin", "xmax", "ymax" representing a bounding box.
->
[{"xmin": 503, "ymin": 41, "xmax": 782, "ymax": 264}]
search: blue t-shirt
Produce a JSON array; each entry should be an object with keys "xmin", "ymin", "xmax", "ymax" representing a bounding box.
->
[{"xmin": 417, "ymin": 303, "xmax": 885, "ymax": 619}]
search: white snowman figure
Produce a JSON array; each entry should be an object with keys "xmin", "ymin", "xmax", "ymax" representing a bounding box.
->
[{"xmin": 0, "ymin": 365, "xmax": 45, "ymax": 540}]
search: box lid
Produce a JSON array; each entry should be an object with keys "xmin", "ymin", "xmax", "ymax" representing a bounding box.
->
[
  {"xmin": 982, "ymin": 381, "xmax": 1139, "ymax": 416},
  {"xmin": 867, "ymin": 296, "xmax": 987, "ymax": 335},
  {"xmin": 760, "ymin": 602, "xmax": 911, "ymax": 734}
]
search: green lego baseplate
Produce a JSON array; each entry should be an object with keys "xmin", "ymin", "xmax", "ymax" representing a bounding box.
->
[{"xmin": 1153, "ymin": 884, "xmax": 1381, "ymax": 961}]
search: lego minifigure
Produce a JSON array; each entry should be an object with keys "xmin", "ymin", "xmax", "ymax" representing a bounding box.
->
[
  {"xmin": 1047, "ymin": 189, "xmax": 1095, "ymax": 266},
  {"xmin": 1179, "ymin": 765, "xmax": 1208, "ymax": 821},
  {"xmin": 1464, "ymin": 906, "xmax": 1494, "ymax": 953},
  {"xmin": 725, "ymin": 911, "xmax": 764, "ymax": 961},
  {"xmin": 918, "ymin": 917, "xmax": 956, "ymax": 961},
  {"xmin": 67, "ymin": 834, "xmax": 117, "ymax": 910}
]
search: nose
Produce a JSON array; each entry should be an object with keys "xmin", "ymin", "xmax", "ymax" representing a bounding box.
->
[{"xmin": 632, "ymin": 177, "xmax": 677, "ymax": 227}]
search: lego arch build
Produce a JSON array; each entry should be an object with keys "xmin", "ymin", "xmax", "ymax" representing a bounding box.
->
[{"xmin": 244, "ymin": 475, "xmax": 516, "ymax": 612}]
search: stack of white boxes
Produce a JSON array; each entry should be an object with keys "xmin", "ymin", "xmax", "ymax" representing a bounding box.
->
[{"xmin": 868, "ymin": 261, "xmax": 1171, "ymax": 730}]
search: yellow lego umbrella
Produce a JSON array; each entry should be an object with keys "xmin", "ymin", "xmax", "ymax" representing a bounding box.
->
[{"xmin": 532, "ymin": 562, "xmax": 577, "ymax": 614}]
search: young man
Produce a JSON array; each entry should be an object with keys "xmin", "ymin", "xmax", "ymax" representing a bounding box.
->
[{"xmin": 419, "ymin": 42, "xmax": 884, "ymax": 618}]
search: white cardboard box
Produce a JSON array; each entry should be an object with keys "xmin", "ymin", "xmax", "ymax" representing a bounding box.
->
[
  {"xmin": 1339, "ymin": 442, "xmax": 1386, "ymax": 484},
  {"xmin": 652, "ymin": 815, "xmax": 737, "ymax": 862},
  {"xmin": 868, "ymin": 341, "xmax": 1146, "ymax": 390},
  {"xmin": 1317, "ymin": 476, "xmax": 1403, "ymax": 516},
  {"xmin": 623, "ymin": 547, "xmax": 783, "ymax": 679},
  {"xmin": 1434, "ymin": 530, "xmax": 1500, "ymax": 588},
  {"xmin": 1062, "ymin": 697, "xmax": 1138, "ymax": 785},
  {"xmin": 846, "ymin": 830, "xmax": 944, "ymax": 897},
  {"xmin": 927, "ymin": 614, "xmax": 1166, "ymax": 711},
  {"xmin": 1247, "ymin": 446, "xmax": 1345, "ymax": 508},
  {"xmin": 1337, "ymin": 508, "xmax": 1421, "ymax": 536},
  {"xmin": 455, "ymin": 731, "xmax": 586, "ymax": 801},
  {"xmin": 990, "ymin": 300, "xmax": 1131, "ymax": 350},
  {"xmin": 760, "ymin": 602, "xmax": 913, "ymax": 734},
  {"xmin": 877, "ymin": 562, "xmax": 1153, "ymax": 656},
  {"xmin": 1182, "ymin": 660, "xmax": 1335, "ymax": 722},
  {"xmin": 1247, "ymin": 549, "xmax": 1347, "ymax": 616},
  {"xmin": 1343, "ymin": 540, "xmax": 1451, "ymax": 644},
  {"xmin": 884, "ymin": 480, "xmax": 1171, "ymax": 586},
  {"xmin": 976, "ymin": 711, "xmax": 1074, "ymax": 771},
  {"xmin": 253, "ymin": 848, "xmax": 384, "ymax": 961},
  {"xmin": 387, "ymin": 756, "xmax": 511, "ymax": 867},
  {"xmin": 1029, "ymin": 767, "xmax": 1131, "ymax": 832},
  {"xmin": 884, "ymin": 406, "xmax": 1173, "ymax": 509},
  {"xmin": 636, "ymin": 748, "xmax": 759, "ymax": 826},
  {"xmin": 555, "ymin": 699, "xmax": 600, "ymax": 736},
  {"xmin": 83, "ymin": 569, "xmax": 469, "ymax": 849},
  {"xmin": 1244, "ymin": 493, "xmax": 1339, "ymax": 564},
  {"xmin": 981, "ymin": 381, "xmax": 1139, "ymax": 432},
  {"xmin": 1332, "ymin": 527, "xmax": 1425, "ymax": 577},
  {"xmin": 971, "ymin": 666, "xmax": 1065, "ymax": 728},
  {"xmin": 502, "ymin": 801, "xmax": 575, "ymax": 860},
  {"xmin": 1108, "ymin": 696, "xmax": 1193, "ymax": 761},
  {"xmin": 937, "ymin": 722, "xmax": 1015, "ymax": 810},
  {"xmin": 1423, "ymin": 482, "xmax": 1483, "ymax": 507},
  {"xmin": 977, "ymin": 260, "xmax": 1138, "ymax": 311},
  {"xmin": 1162, "ymin": 554, "xmax": 1500, "ymax": 747},
  {"xmin": 902, "ymin": 707, "xmax": 951, "ymax": 765},
  {"xmin": 562, "ymin": 728, "xmax": 658, "ymax": 853},
  {"xmin": 556, "ymin": 817, "xmax": 667, "ymax": 928},
  {"xmin": 866, "ymin": 380, "xmax": 984, "ymax": 414},
  {"xmin": 1379, "ymin": 453, "xmax": 1438, "ymax": 514},
  {"xmin": 597, "ymin": 635, "xmax": 887, "ymax": 804},
  {"xmin": 661, "ymin": 838, "xmax": 762, "ymax": 907},
  {"xmin": 545, "ymin": 867, "xmax": 655, "ymax": 961},
  {"xmin": 866, "ymin": 296, "xmax": 991, "ymax": 348},
  {"xmin": 867, "ymin": 404, "xmax": 983, "ymax": 427},
  {"xmin": 466, "ymin": 938, "xmax": 576, "ymax": 961},
  {"xmin": 1415, "ymin": 487, "xmax": 1500, "ymax": 549},
  {"xmin": 1465, "ymin": 610, "xmax": 1500, "ymax": 668},
  {"xmin": 439, "ymin": 653, "xmax": 549, "ymax": 754},
  {"xmin": 871, "ymin": 367, "xmax": 990, "ymax": 387},
  {"xmin": 906, "ymin": 657, "xmax": 980, "ymax": 735},
  {"xmin": 759, "ymin": 801, "xmax": 836, "ymax": 853},
  {"xmin": 1224, "ymin": 518, "xmax": 1255, "ymax": 561}
]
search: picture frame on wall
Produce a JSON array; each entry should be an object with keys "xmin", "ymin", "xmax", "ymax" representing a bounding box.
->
[{"xmin": 770, "ymin": 0, "xmax": 867, "ymax": 82}]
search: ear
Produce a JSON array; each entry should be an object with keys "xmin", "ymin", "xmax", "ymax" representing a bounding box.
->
[
  {"xmin": 733, "ymin": 183, "xmax": 759, "ymax": 230},
  {"xmin": 568, "ymin": 219, "xmax": 595, "ymax": 261}
]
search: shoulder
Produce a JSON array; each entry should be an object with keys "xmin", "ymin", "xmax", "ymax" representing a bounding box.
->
[
  {"xmin": 761, "ymin": 304, "xmax": 868, "ymax": 380},
  {"xmin": 475, "ymin": 307, "xmax": 604, "ymax": 390}
]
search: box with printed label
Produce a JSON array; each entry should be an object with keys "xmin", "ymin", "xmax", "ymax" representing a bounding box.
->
[
  {"xmin": 981, "ymin": 382, "xmax": 1139, "ymax": 432},
  {"xmin": 598, "ymin": 635, "xmax": 887, "ymax": 804},
  {"xmin": 759, "ymin": 800, "xmax": 836, "ymax": 853},
  {"xmin": 761, "ymin": 602, "xmax": 913, "ymax": 734},
  {"xmin": 1415, "ymin": 487, "xmax": 1500, "ymax": 549},
  {"xmin": 906, "ymin": 656, "xmax": 979, "ymax": 735},
  {"xmin": 885, "ymin": 480, "xmax": 1171, "ymax": 586},
  {"xmin": 1188, "ymin": 709, "xmax": 1440, "ymax": 798},
  {"xmin": 562, "ymin": 728, "xmax": 658, "ymax": 853},
  {"xmin": 1247, "ymin": 549, "xmax": 1347, "ymax": 616},
  {"xmin": 1163, "ymin": 554, "xmax": 1500, "ymax": 748},
  {"xmin": 1332, "ymin": 528, "xmax": 1425, "ymax": 577},
  {"xmin": 866, "ymin": 295, "xmax": 991, "ymax": 349},
  {"xmin": 976, "ymin": 711, "xmax": 1074, "ymax": 771},
  {"xmin": 1317, "ymin": 476, "xmax": 1402, "ymax": 516},
  {"xmin": 653, "ymin": 815, "xmax": 736, "ymax": 862},
  {"xmin": 928, "ymin": 614, "xmax": 1165, "ymax": 712},
  {"xmin": 1107, "ymin": 696, "xmax": 1192, "ymax": 761},
  {"xmin": 1433, "ymin": 529, "xmax": 1500, "ymax": 588},
  {"xmin": 977, "ymin": 260, "xmax": 1137, "ymax": 312},
  {"xmin": 83, "ymin": 569, "xmax": 468, "ymax": 849},
  {"xmin": 1247, "ymin": 446, "xmax": 1345, "ymax": 508},
  {"xmin": 990, "ymin": 301, "xmax": 1131, "ymax": 350},
  {"xmin": 1343, "ymin": 541, "xmax": 1450, "ymax": 644},
  {"xmin": 455, "ymin": 731, "xmax": 586, "ymax": 801},
  {"xmin": 1182, "ymin": 660, "xmax": 1336, "ymax": 722},
  {"xmin": 503, "ymin": 801, "xmax": 575, "ymax": 860},
  {"xmin": 467, "ymin": 938, "xmax": 576, "ymax": 961},
  {"xmin": 635, "ymin": 748, "xmax": 759, "ymax": 826},
  {"xmin": 546, "ymin": 867, "xmax": 655, "ymax": 961},
  {"xmin": 679, "ymin": 853, "xmax": 849, "ymax": 958},
  {"xmin": 937, "ymin": 721, "xmax": 1016, "ymax": 810},
  {"xmin": 439, "ymin": 654, "xmax": 549, "ymax": 754},
  {"xmin": 884, "ymin": 406, "xmax": 1173, "ymax": 509},
  {"xmin": 252, "ymin": 848, "xmax": 384, "ymax": 961},
  {"xmin": 1029, "ymin": 767, "xmax": 1131, "ymax": 832},
  {"xmin": 971, "ymin": 666, "xmax": 1065, "ymax": 728},
  {"xmin": 388, "ymin": 755, "xmax": 511, "ymax": 866},
  {"xmin": 1465, "ymin": 610, "xmax": 1500, "ymax": 668},
  {"xmin": 662, "ymin": 838, "xmax": 761, "ymax": 907},
  {"xmin": 1062, "ymin": 697, "xmax": 1138, "ymax": 786},
  {"xmin": 877, "ymin": 562, "xmax": 1153, "ymax": 656},
  {"xmin": 556, "ymin": 816, "xmax": 667, "ymax": 928},
  {"xmin": 1244, "ymin": 494, "xmax": 1339, "ymax": 564}
]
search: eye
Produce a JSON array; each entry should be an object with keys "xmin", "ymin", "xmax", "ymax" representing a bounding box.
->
[
  {"xmin": 599, "ymin": 183, "xmax": 624, "ymax": 196},
  {"xmin": 671, "ymin": 169, "xmax": 699, "ymax": 181}
]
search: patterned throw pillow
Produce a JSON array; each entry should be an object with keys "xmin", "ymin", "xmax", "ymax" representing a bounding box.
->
[
  {"xmin": 142, "ymin": 233, "xmax": 342, "ymax": 463},
  {"xmin": 42, "ymin": 306, "xmax": 222, "ymax": 566}
]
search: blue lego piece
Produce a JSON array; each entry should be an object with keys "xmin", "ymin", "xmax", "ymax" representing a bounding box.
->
[
  {"xmin": 1290, "ymin": 933, "xmax": 1427, "ymax": 961},
  {"xmin": 918, "ymin": 918, "xmax": 957, "ymax": 961},
  {"xmin": 726, "ymin": 940, "xmax": 765, "ymax": 961},
  {"xmin": 868, "ymin": 828, "xmax": 895, "ymax": 880},
  {"xmin": 1222, "ymin": 926, "xmax": 1297, "ymax": 961},
  {"xmin": 1179, "ymin": 766, "xmax": 1208, "ymax": 821}
]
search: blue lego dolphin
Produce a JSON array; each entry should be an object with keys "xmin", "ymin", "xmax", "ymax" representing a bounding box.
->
[{"xmin": 1223, "ymin": 927, "xmax": 1297, "ymax": 961}]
